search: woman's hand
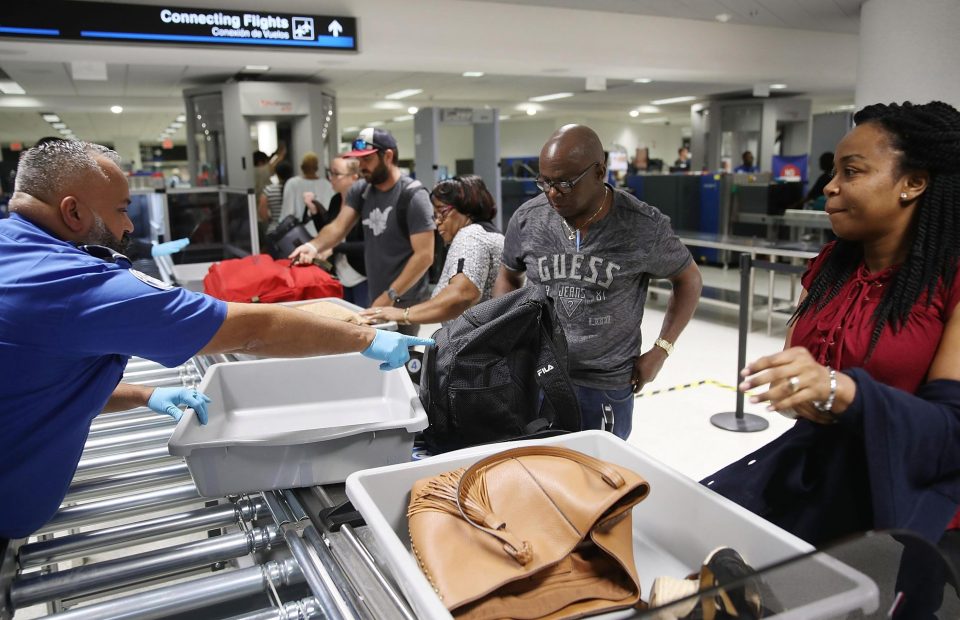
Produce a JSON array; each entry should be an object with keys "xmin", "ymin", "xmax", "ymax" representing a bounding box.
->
[
  {"xmin": 359, "ymin": 306, "xmax": 404, "ymax": 325},
  {"xmin": 739, "ymin": 346, "xmax": 837, "ymax": 424}
]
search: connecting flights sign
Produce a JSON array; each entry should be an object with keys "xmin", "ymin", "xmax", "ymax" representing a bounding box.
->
[{"xmin": 0, "ymin": 2, "xmax": 357, "ymax": 51}]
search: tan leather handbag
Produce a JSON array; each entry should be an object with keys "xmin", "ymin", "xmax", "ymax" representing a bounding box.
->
[{"xmin": 408, "ymin": 446, "xmax": 651, "ymax": 619}]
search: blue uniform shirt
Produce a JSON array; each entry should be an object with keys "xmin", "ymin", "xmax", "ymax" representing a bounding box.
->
[{"xmin": 0, "ymin": 214, "xmax": 227, "ymax": 538}]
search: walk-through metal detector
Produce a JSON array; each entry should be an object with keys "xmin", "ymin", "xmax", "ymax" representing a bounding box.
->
[
  {"xmin": 183, "ymin": 82, "xmax": 338, "ymax": 190},
  {"xmin": 413, "ymin": 107, "xmax": 502, "ymax": 230}
]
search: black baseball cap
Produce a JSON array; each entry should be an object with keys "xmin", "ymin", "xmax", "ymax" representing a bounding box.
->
[{"xmin": 343, "ymin": 127, "xmax": 398, "ymax": 158}]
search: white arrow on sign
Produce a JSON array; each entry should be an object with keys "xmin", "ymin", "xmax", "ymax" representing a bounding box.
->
[{"xmin": 328, "ymin": 20, "xmax": 343, "ymax": 37}]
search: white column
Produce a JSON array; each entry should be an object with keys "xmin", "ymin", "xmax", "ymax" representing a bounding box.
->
[{"xmin": 857, "ymin": 0, "xmax": 960, "ymax": 109}]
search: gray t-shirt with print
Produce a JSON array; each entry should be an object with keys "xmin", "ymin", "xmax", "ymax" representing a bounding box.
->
[
  {"xmin": 345, "ymin": 177, "xmax": 436, "ymax": 302},
  {"xmin": 501, "ymin": 186, "xmax": 692, "ymax": 388}
]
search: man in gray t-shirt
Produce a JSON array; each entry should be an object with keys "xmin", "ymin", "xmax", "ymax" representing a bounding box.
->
[
  {"xmin": 289, "ymin": 128, "xmax": 435, "ymax": 336},
  {"xmin": 495, "ymin": 124, "xmax": 702, "ymax": 439}
]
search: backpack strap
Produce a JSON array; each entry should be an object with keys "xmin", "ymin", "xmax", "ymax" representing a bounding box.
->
[
  {"xmin": 532, "ymin": 318, "xmax": 582, "ymax": 433},
  {"xmin": 394, "ymin": 178, "xmax": 428, "ymax": 238}
]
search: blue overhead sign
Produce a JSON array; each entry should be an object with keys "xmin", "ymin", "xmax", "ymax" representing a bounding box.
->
[{"xmin": 0, "ymin": 2, "xmax": 358, "ymax": 51}]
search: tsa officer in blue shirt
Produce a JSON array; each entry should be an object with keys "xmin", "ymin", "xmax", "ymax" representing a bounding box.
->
[{"xmin": 0, "ymin": 139, "xmax": 431, "ymax": 541}]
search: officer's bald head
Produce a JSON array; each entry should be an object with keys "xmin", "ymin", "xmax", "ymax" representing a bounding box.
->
[{"xmin": 14, "ymin": 139, "xmax": 121, "ymax": 208}]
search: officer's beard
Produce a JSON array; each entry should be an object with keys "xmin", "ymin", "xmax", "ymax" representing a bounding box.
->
[{"xmin": 85, "ymin": 214, "xmax": 131, "ymax": 254}]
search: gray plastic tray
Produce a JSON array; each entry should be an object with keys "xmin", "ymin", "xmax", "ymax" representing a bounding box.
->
[
  {"xmin": 346, "ymin": 431, "xmax": 878, "ymax": 620},
  {"xmin": 168, "ymin": 353, "xmax": 427, "ymax": 497}
]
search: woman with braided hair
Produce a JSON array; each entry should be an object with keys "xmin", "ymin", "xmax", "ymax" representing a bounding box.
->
[{"xmin": 704, "ymin": 101, "xmax": 960, "ymax": 551}]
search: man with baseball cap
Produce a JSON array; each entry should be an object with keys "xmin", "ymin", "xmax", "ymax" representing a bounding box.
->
[{"xmin": 290, "ymin": 128, "xmax": 435, "ymax": 335}]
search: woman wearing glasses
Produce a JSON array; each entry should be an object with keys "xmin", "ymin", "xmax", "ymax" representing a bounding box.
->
[{"xmin": 360, "ymin": 175, "xmax": 503, "ymax": 327}]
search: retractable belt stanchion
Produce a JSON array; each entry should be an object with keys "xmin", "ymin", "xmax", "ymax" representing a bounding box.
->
[{"xmin": 711, "ymin": 252, "xmax": 769, "ymax": 432}]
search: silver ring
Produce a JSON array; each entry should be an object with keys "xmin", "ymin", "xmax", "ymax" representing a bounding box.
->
[
  {"xmin": 788, "ymin": 376, "xmax": 800, "ymax": 393},
  {"xmin": 374, "ymin": 308, "xmax": 382, "ymax": 314}
]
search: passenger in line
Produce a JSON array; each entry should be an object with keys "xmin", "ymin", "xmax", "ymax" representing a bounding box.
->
[
  {"xmin": 361, "ymin": 175, "xmax": 504, "ymax": 327},
  {"xmin": 279, "ymin": 151, "xmax": 334, "ymax": 226},
  {"xmin": 705, "ymin": 101, "xmax": 960, "ymax": 554},
  {"xmin": 258, "ymin": 160, "xmax": 294, "ymax": 230},
  {"xmin": 253, "ymin": 142, "xmax": 286, "ymax": 200},
  {"xmin": 493, "ymin": 124, "xmax": 703, "ymax": 439},
  {"xmin": 288, "ymin": 128, "xmax": 435, "ymax": 336},
  {"xmin": 0, "ymin": 140, "xmax": 432, "ymax": 541},
  {"xmin": 320, "ymin": 156, "xmax": 367, "ymax": 306}
]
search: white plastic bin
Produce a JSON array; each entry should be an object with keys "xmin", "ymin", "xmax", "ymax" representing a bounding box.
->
[
  {"xmin": 168, "ymin": 353, "xmax": 427, "ymax": 497},
  {"xmin": 345, "ymin": 431, "xmax": 878, "ymax": 620}
]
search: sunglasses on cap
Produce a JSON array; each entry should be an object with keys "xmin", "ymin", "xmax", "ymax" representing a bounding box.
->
[{"xmin": 351, "ymin": 137, "xmax": 386, "ymax": 152}]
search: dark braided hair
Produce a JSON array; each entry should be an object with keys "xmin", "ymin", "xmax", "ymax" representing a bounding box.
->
[
  {"xmin": 430, "ymin": 174, "xmax": 497, "ymax": 222},
  {"xmin": 792, "ymin": 101, "xmax": 960, "ymax": 360}
]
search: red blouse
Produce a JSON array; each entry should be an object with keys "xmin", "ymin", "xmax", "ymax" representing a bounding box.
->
[
  {"xmin": 791, "ymin": 241, "xmax": 960, "ymax": 530},
  {"xmin": 791, "ymin": 242, "xmax": 960, "ymax": 394}
]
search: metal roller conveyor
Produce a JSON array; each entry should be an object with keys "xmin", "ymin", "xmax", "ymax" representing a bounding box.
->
[
  {"xmin": 64, "ymin": 463, "xmax": 191, "ymax": 503},
  {"xmin": 89, "ymin": 407, "xmax": 154, "ymax": 424},
  {"xmin": 119, "ymin": 367, "xmax": 192, "ymax": 383},
  {"xmin": 222, "ymin": 596, "xmax": 322, "ymax": 620},
  {"xmin": 87, "ymin": 414, "xmax": 173, "ymax": 437},
  {"xmin": 73, "ymin": 446, "xmax": 176, "ymax": 479},
  {"xmin": 19, "ymin": 498, "xmax": 265, "ymax": 569},
  {"xmin": 10, "ymin": 524, "xmax": 282, "ymax": 608},
  {"xmin": 79, "ymin": 426, "xmax": 176, "ymax": 457},
  {"xmin": 262, "ymin": 491, "xmax": 360, "ymax": 620},
  {"xmin": 43, "ymin": 557, "xmax": 303, "ymax": 620},
  {"xmin": 120, "ymin": 375, "xmax": 188, "ymax": 388},
  {"xmin": 41, "ymin": 484, "xmax": 202, "ymax": 533}
]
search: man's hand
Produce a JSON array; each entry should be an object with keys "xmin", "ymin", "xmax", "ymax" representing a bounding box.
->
[
  {"xmin": 288, "ymin": 242, "xmax": 319, "ymax": 265},
  {"xmin": 631, "ymin": 347, "xmax": 668, "ymax": 393},
  {"xmin": 147, "ymin": 387, "xmax": 212, "ymax": 424},
  {"xmin": 361, "ymin": 330, "xmax": 435, "ymax": 370}
]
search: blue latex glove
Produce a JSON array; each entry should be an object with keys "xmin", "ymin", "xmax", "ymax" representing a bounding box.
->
[
  {"xmin": 147, "ymin": 387, "xmax": 212, "ymax": 424},
  {"xmin": 362, "ymin": 330, "xmax": 435, "ymax": 371},
  {"xmin": 151, "ymin": 238, "xmax": 190, "ymax": 257}
]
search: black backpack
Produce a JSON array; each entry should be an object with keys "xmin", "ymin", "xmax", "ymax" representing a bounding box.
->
[{"xmin": 418, "ymin": 285, "xmax": 582, "ymax": 453}]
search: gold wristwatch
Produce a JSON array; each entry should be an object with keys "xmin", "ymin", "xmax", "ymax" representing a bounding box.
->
[{"xmin": 654, "ymin": 338, "xmax": 674, "ymax": 356}]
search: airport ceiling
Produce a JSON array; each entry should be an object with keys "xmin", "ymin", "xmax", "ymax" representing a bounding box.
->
[{"xmin": 0, "ymin": 0, "xmax": 863, "ymax": 145}]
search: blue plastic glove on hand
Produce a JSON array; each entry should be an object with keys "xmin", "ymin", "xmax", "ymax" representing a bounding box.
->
[
  {"xmin": 147, "ymin": 387, "xmax": 212, "ymax": 424},
  {"xmin": 151, "ymin": 238, "xmax": 190, "ymax": 257},
  {"xmin": 361, "ymin": 330, "xmax": 435, "ymax": 371}
]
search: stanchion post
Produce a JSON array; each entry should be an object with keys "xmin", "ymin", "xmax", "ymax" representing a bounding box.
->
[{"xmin": 710, "ymin": 252, "xmax": 769, "ymax": 432}]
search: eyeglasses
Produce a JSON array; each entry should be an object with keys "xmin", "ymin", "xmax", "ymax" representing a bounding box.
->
[
  {"xmin": 351, "ymin": 138, "xmax": 385, "ymax": 153},
  {"xmin": 76, "ymin": 244, "xmax": 131, "ymax": 267},
  {"xmin": 325, "ymin": 168, "xmax": 353, "ymax": 180},
  {"xmin": 434, "ymin": 204, "xmax": 455, "ymax": 224},
  {"xmin": 535, "ymin": 162, "xmax": 599, "ymax": 195}
]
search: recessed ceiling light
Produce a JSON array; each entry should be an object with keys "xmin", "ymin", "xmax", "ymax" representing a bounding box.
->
[
  {"xmin": 176, "ymin": 114, "xmax": 186, "ymax": 122},
  {"xmin": 369, "ymin": 121, "xmax": 385, "ymax": 127},
  {"xmin": 633, "ymin": 78, "xmax": 653, "ymax": 84},
  {"xmin": 526, "ymin": 107, "xmax": 537, "ymax": 116},
  {"xmin": 640, "ymin": 117, "xmax": 669, "ymax": 124},
  {"xmin": 243, "ymin": 65, "xmax": 270, "ymax": 72},
  {"xmin": 171, "ymin": 121, "xmax": 183, "ymax": 128},
  {"xmin": 529, "ymin": 92, "xmax": 573, "ymax": 102},
  {"xmin": 636, "ymin": 105, "xmax": 660, "ymax": 113},
  {"xmin": 57, "ymin": 128, "xmax": 71, "ymax": 135},
  {"xmin": 770, "ymin": 83, "xmax": 788, "ymax": 90},
  {"xmin": 629, "ymin": 110, "xmax": 640, "ymax": 118},
  {"xmin": 500, "ymin": 115, "xmax": 511, "ymax": 120},
  {"xmin": 392, "ymin": 115, "xmax": 414, "ymax": 122},
  {"xmin": 0, "ymin": 81, "xmax": 25, "ymax": 95},
  {"xmin": 51, "ymin": 122, "xmax": 66, "ymax": 129},
  {"xmin": 344, "ymin": 126, "xmax": 359, "ymax": 132},
  {"xmin": 42, "ymin": 113, "xmax": 60, "ymax": 123},
  {"xmin": 715, "ymin": 13, "xmax": 732, "ymax": 23},
  {"xmin": 373, "ymin": 101, "xmax": 403, "ymax": 110},
  {"xmin": 110, "ymin": 105, "xmax": 123, "ymax": 114},
  {"xmin": 407, "ymin": 106, "xmax": 418, "ymax": 115},
  {"xmin": 462, "ymin": 71, "xmax": 484, "ymax": 78},
  {"xmin": 384, "ymin": 88, "xmax": 422, "ymax": 100},
  {"xmin": 650, "ymin": 96, "xmax": 697, "ymax": 105}
]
